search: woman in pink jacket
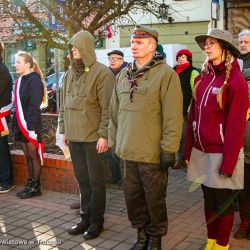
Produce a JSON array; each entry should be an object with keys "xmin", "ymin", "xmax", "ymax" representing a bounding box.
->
[{"xmin": 185, "ymin": 29, "xmax": 248, "ymax": 250}]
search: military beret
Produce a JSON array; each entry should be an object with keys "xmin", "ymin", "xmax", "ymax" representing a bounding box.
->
[{"xmin": 132, "ymin": 25, "xmax": 158, "ymax": 42}]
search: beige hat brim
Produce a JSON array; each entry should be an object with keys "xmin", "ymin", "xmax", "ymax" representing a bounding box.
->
[{"xmin": 195, "ymin": 34, "xmax": 240, "ymax": 57}]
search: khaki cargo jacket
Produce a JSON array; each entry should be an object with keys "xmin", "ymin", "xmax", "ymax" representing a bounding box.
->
[
  {"xmin": 108, "ymin": 59, "xmax": 183, "ymax": 164},
  {"xmin": 59, "ymin": 31, "xmax": 115, "ymax": 142}
]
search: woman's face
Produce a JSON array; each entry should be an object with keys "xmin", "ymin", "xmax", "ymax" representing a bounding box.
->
[
  {"xmin": 204, "ymin": 37, "xmax": 224, "ymax": 65},
  {"xmin": 177, "ymin": 54, "xmax": 189, "ymax": 65},
  {"xmin": 15, "ymin": 56, "xmax": 31, "ymax": 75}
]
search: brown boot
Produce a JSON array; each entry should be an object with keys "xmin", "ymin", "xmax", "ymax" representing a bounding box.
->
[
  {"xmin": 234, "ymin": 219, "xmax": 250, "ymax": 239},
  {"xmin": 130, "ymin": 228, "xmax": 148, "ymax": 250},
  {"xmin": 147, "ymin": 236, "xmax": 161, "ymax": 250}
]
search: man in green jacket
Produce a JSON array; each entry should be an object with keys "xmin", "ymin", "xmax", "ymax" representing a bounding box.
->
[
  {"xmin": 109, "ymin": 25, "xmax": 183, "ymax": 250},
  {"xmin": 59, "ymin": 30, "xmax": 115, "ymax": 240}
]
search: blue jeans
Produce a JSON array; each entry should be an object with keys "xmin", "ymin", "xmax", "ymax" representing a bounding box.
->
[
  {"xmin": 69, "ymin": 141, "xmax": 106, "ymax": 226},
  {"xmin": 0, "ymin": 135, "xmax": 13, "ymax": 186}
]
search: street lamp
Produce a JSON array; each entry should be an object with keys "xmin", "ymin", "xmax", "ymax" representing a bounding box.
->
[
  {"xmin": 158, "ymin": 2, "xmax": 174, "ymax": 23},
  {"xmin": 159, "ymin": 2, "xmax": 169, "ymax": 20}
]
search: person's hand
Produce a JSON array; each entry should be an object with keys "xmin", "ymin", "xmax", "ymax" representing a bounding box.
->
[
  {"xmin": 96, "ymin": 138, "xmax": 108, "ymax": 154},
  {"xmin": 62, "ymin": 134, "xmax": 69, "ymax": 147},
  {"xmin": 218, "ymin": 169, "xmax": 232, "ymax": 178},
  {"xmin": 160, "ymin": 152, "xmax": 175, "ymax": 170}
]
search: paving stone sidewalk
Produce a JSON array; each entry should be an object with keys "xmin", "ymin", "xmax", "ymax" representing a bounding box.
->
[{"xmin": 0, "ymin": 169, "xmax": 250, "ymax": 250}]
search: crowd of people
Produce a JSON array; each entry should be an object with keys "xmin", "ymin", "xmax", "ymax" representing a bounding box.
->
[{"xmin": 0, "ymin": 26, "xmax": 250, "ymax": 250}]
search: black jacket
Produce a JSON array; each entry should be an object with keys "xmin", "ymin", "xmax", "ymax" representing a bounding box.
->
[
  {"xmin": 0, "ymin": 56, "xmax": 12, "ymax": 109},
  {"xmin": 16, "ymin": 71, "xmax": 44, "ymax": 132},
  {"xmin": 240, "ymin": 52, "xmax": 250, "ymax": 70},
  {"xmin": 174, "ymin": 65, "xmax": 197, "ymax": 117}
]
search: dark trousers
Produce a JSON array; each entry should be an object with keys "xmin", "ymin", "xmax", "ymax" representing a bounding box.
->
[
  {"xmin": 238, "ymin": 163, "xmax": 250, "ymax": 221},
  {"xmin": 0, "ymin": 135, "xmax": 13, "ymax": 186},
  {"xmin": 69, "ymin": 141, "xmax": 106, "ymax": 226},
  {"xmin": 123, "ymin": 161, "xmax": 168, "ymax": 236},
  {"xmin": 109, "ymin": 156, "xmax": 121, "ymax": 182}
]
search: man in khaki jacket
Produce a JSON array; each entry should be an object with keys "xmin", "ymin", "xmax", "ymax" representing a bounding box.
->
[
  {"xmin": 109, "ymin": 25, "xmax": 183, "ymax": 249},
  {"xmin": 59, "ymin": 30, "xmax": 115, "ymax": 240}
]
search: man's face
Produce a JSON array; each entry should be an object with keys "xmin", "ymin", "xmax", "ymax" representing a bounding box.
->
[
  {"xmin": 108, "ymin": 53, "xmax": 124, "ymax": 70},
  {"xmin": 71, "ymin": 46, "xmax": 81, "ymax": 59},
  {"xmin": 239, "ymin": 35, "xmax": 250, "ymax": 55},
  {"xmin": 130, "ymin": 37, "xmax": 156, "ymax": 60}
]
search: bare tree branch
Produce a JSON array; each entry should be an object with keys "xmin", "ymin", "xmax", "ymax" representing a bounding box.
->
[{"xmin": 0, "ymin": 0, "xmax": 173, "ymax": 49}]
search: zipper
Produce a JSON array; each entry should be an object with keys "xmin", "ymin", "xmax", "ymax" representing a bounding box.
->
[
  {"xmin": 204, "ymin": 86, "xmax": 213, "ymax": 106},
  {"xmin": 219, "ymin": 123, "xmax": 224, "ymax": 143},
  {"xmin": 197, "ymin": 67, "xmax": 216, "ymax": 151}
]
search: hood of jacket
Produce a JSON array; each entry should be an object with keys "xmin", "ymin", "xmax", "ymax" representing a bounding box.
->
[{"xmin": 68, "ymin": 30, "xmax": 96, "ymax": 67}]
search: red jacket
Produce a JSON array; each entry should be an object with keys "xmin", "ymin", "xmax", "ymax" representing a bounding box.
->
[{"xmin": 185, "ymin": 59, "xmax": 248, "ymax": 175}]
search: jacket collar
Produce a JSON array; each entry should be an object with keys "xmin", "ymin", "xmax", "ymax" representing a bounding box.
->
[
  {"xmin": 239, "ymin": 52, "xmax": 250, "ymax": 61},
  {"xmin": 207, "ymin": 59, "xmax": 239, "ymax": 75}
]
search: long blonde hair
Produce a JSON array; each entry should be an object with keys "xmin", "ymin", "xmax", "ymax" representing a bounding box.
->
[
  {"xmin": 193, "ymin": 45, "xmax": 234, "ymax": 109},
  {"xmin": 16, "ymin": 51, "xmax": 47, "ymax": 107}
]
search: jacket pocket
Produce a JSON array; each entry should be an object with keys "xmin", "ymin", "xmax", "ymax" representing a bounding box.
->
[
  {"xmin": 64, "ymin": 108, "xmax": 85, "ymax": 140},
  {"xmin": 118, "ymin": 86, "xmax": 148, "ymax": 111},
  {"xmin": 65, "ymin": 94, "xmax": 86, "ymax": 110}
]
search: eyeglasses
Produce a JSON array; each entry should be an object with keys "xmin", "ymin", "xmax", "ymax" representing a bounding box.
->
[
  {"xmin": 108, "ymin": 57, "xmax": 123, "ymax": 61},
  {"xmin": 203, "ymin": 40, "xmax": 217, "ymax": 49}
]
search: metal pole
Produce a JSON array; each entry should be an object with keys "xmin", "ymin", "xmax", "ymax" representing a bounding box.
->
[{"xmin": 54, "ymin": 48, "xmax": 59, "ymax": 112}]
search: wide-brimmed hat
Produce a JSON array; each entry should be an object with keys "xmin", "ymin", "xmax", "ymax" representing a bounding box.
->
[{"xmin": 195, "ymin": 28, "xmax": 240, "ymax": 57}]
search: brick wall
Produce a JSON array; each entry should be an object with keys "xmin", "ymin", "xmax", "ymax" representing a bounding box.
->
[
  {"xmin": 11, "ymin": 150, "xmax": 79, "ymax": 194},
  {"xmin": 11, "ymin": 150, "xmax": 111, "ymax": 194}
]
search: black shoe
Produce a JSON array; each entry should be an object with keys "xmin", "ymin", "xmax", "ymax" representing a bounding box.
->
[
  {"xmin": 83, "ymin": 224, "xmax": 103, "ymax": 240},
  {"xmin": 0, "ymin": 185, "xmax": 15, "ymax": 193},
  {"xmin": 68, "ymin": 220, "xmax": 90, "ymax": 235},
  {"xmin": 18, "ymin": 180, "xmax": 41, "ymax": 199},
  {"xmin": 16, "ymin": 178, "xmax": 33, "ymax": 197}
]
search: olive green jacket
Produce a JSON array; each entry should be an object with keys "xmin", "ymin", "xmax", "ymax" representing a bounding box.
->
[
  {"xmin": 59, "ymin": 31, "xmax": 115, "ymax": 141},
  {"xmin": 108, "ymin": 60, "xmax": 183, "ymax": 164}
]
